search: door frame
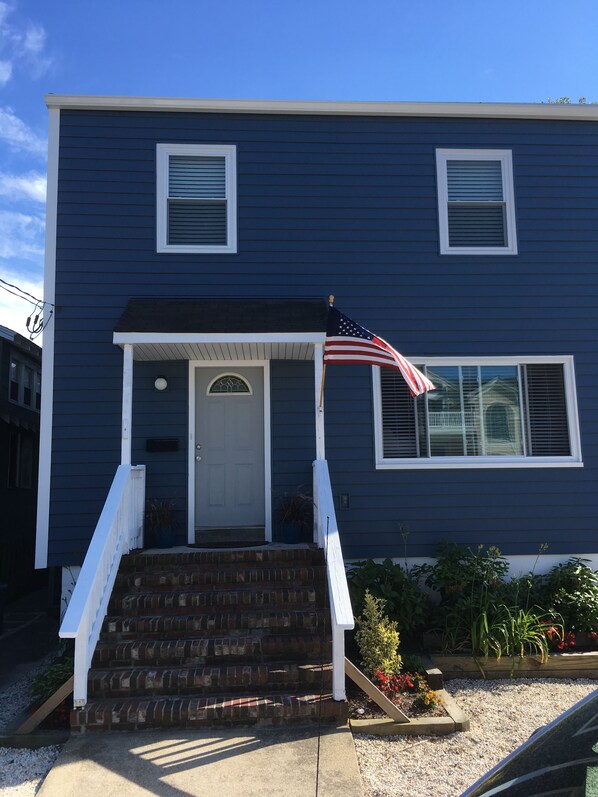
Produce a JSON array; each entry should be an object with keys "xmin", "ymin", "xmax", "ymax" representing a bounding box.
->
[{"xmin": 188, "ymin": 359, "xmax": 271, "ymax": 544}]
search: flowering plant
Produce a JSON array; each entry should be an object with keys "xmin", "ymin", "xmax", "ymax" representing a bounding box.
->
[{"xmin": 413, "ymin": 689, "xmax": 443, "ymax": 710}]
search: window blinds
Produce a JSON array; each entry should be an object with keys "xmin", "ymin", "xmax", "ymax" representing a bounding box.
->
[
  {"xmin": 168, "ymin": 155, "xmax": 227, "ymax": 245},
  {"xmin": 447, "ymin": 160, "xmax": 506, "ymax": 247}
]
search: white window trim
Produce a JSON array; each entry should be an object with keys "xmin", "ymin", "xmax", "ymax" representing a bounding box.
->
[
  {"xmin": 373, "ymin": 356, "xmax": 582, "ymax": 469},
  {"xmin": 436, "ymin": 148, "xmax": 518, "ymax": 256},
  {"xmin": 156, "ymin": 143, "xmax": 237, "ymax": 254}
]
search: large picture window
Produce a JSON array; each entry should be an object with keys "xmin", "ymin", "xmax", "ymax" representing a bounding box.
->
[
  {"xmin": 373, "ymin": 357, "xmax": 582, "ymax": 469},
  {"xmin": 157, "ymin": 143, "xmax": 237, "ymax": 254}
]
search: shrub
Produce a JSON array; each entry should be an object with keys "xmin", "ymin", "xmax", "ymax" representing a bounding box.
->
[
  {"xmin": 354, "ymin": 591, "xmax": 402, "ymax": 677},
  {"xmin": 347, "ymin": 558, "xmax": 432, "ymax": 641},
  {"xmin": 544, "ymin": 558, "xmax": 598, "ymax": 634},
  {"xmin": 31, "ymin": 657, "xmax": 74, "ymax": 704}
]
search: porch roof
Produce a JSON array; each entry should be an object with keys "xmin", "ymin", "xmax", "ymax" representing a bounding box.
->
[{"xmin": 113, "ymin": 298, "xmax": 328, "ymax": 361}]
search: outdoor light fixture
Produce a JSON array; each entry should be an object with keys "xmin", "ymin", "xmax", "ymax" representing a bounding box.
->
[{"xmin": 154, "ymin": 376, "xmax": 168, "ymax": 391}]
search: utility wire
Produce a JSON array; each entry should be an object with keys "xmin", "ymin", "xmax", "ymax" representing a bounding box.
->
[{"xmin": 0, "ymin": 277, "xmax": 55, "ymax": 340}]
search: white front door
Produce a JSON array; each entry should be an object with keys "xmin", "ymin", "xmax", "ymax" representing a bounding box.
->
[{"xmin": 194, "ymin": 366, "xmax": 265, "ymax": 531}]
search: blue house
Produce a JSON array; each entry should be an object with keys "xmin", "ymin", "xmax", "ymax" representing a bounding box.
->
[{"xmin": 35, "ymin": 96, "xmax": 598, "ymax": 728}]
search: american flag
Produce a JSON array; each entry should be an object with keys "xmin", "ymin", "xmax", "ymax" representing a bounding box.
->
[{"xmin": 324, "ymin": 307, "xmax": 436, "ymax": 397}]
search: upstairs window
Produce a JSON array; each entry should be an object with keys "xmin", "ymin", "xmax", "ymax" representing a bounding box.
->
[
  {"xmin": 157, "ymin": 144, "xmax": 237, "ymax": 253},
  {"xmin": 373, "ymin": 357, "xmax": 582, "ymax": 469},
  {"xmin": 436, "ymin": 149, "xmax": 517, "ymax": 255}
]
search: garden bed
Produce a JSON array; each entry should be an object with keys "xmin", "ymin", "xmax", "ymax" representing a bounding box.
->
[{"xmin": 431, "ymin": 650, "xmax": 598, "ymax": 680}]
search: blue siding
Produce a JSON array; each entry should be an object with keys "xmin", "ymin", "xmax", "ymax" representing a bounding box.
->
[{"xmin": 49, "ymin": 109, "xmax": 598, "ymax": 564}]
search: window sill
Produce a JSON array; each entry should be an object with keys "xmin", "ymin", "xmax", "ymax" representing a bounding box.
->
[
  {"xmin": 440, "ymin": 245, "xmax": 518, "ymax": 256},
  {"xmin": 157, "ymin": 244, "xmax": 237, "ymax": 254},
  {"xmin": 375, "ymin": 457, "xmax": 583, "ymax": 470}
]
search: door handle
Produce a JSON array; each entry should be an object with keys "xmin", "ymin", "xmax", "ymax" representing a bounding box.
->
[{"xmin": 195, "ymin": 455, "xmax": 202, "ymax": 462}]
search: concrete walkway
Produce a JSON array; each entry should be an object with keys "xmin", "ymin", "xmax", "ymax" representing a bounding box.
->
[{"xmin": 38, "ymin": 724, "xmax": 364, "ymax": 797}]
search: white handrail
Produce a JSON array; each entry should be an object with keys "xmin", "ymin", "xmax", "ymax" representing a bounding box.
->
[
  {"xmin": 60, "ymin": 464, "xmax": 146, "ymax": 707},
  {"xmin": 312, "ymin": 459, "xmax": 354, "ymax": 701}
]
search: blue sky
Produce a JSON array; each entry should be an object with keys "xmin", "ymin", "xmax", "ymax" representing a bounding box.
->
[{"xmin": 1, "ymin": 0, "xmax": 597, "ymax": 337}]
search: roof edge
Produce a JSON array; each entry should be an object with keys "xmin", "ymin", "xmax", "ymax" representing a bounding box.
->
[{"xmin": 44, "ymin": 95, "xmax": 598, "ymax": 120}]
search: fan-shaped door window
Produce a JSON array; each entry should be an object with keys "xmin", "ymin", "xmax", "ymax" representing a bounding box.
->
[{"xmin": 207, "ymin": 373, "xmax": 252, "ymax": 395}]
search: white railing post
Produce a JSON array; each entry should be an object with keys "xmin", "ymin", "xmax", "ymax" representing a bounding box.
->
[
  {"xmin": 121, "ymin": 344, "xmax": 133, "ymax": 465},
  {"xmin": 312, "ymin": 459, "xmax": 354, "ymax": 702},
  {"xmin": 60, "ymin": 463, "xmax": 146, "ymax": 707}
]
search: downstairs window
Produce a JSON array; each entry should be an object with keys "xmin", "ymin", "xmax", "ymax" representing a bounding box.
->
[{"xmin": 373, "ymin": 357, "xmax": 582, "ymax": 468}]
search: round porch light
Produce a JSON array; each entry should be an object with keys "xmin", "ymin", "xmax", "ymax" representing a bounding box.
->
[{"xmin": 154, "ymin": 376, "xmax": 168, "ymax": 391}]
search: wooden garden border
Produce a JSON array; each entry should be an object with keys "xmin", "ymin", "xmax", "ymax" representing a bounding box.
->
[{"xmin": 431, "ymin": 651, "xmax": 598, "ymax": 680}]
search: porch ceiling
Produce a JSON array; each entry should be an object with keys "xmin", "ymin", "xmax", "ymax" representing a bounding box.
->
[{"xmin": 126, "ymin": 341, "xmax": 317, "ymax": 361}]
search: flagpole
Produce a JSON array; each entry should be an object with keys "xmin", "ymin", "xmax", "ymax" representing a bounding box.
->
[{"xmin": 319, "ymin": 294, "xmax": 334, "ymax": 411}]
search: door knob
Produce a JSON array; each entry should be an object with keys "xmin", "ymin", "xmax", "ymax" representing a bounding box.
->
[{"xmin": 195, "ymin": 455, "xmax": 202, "ymax": 462}]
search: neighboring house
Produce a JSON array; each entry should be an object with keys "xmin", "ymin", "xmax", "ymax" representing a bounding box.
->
[
  {"xmin": 1, "ymin": 325, "xmax": 41, "ymax": 600},
  {"xmin": 36, "ymin": 96, "xmax": 598, "ymax": 578}
]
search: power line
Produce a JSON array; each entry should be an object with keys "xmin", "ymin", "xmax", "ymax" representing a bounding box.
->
[{"xmin": 0, "ymin": 277, "xmax": 55, "ymax": 340}]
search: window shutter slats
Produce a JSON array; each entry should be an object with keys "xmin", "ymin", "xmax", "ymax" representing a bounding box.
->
[
  {"xmin": 448, "ymin": 205, "xmax": 507, "ymax": 246},
  {"xmin": 447, "ymin": 160, "xmax": 503, "ymax": 201},
  {"xmin": 168, "ymin": 200, "xmax": 227, "ymax": 245},
  {"xmin": 524, "ymin": 364, "xmax": 571, "ymax": 456},
  {"xmin": 381, "ymin": 369, "xmax": 418, "ymax": 458},
  {"xmin": 169, "ymin": 156, "xmax": 226, "ymax": 198}
]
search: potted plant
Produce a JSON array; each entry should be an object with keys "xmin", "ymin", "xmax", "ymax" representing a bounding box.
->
[
  {"xmin": 276, "ymin": 489, "xmax": 313, "ymax": 544},
  {"xmin": 145, "ymin": 499, "xmax": 178, "ymax": 549}
]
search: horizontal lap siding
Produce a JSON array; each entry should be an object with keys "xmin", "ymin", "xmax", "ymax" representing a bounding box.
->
[{"xmin": 50, "ymin": 110, "xmax": 598, "ymax": 563}]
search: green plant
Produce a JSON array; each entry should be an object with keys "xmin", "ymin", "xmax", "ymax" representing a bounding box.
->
[
  {"xmin": 347, "ymin": 558, "xmax": 432, "ymax": 640},
  {"xmin": 416, "ymin": 542, "xmax": 508, "ymax": 605},
  {"xmin": 401, "ymin": 653, "xmax": 427, "ymax": 674},
  {"xmin": 545, "ymin": 558, "xmax": 598, "ymax": 634},
  {"xmin": 276, "ymin": 489, "xmax": 313, "ymax": 529},
  {"xmin": 31, "ymin": 657, "xmax": 74, "ymax": 704},
  {"xmin": 354, "ymin": 591, "xmax": 402, "ymax": 677},
  {"xmin": 413, "ymin": 688, "xmax": 443, "ymax": 710},
  {"xmin": 145, "ymin": 499, "xmax": 178, "ymax": 532}
]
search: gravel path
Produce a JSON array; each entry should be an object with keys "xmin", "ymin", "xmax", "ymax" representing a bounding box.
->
[
  {"xmin": 0, "ymin": 654, "xmax": 63, "ymax": 797},
  {"xmin": 353, "ymin": 678, "xmax": 597, "ymax": 797}
]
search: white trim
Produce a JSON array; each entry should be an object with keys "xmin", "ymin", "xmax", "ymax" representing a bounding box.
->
[
  {"xmin": 156, "ymin": 143, "xmax": 237, "ymax": 254},
  {"xmin": 436, "ymin": 149, "xmax": 518, "ymax": 255},
  {"xmin": 45, "ymin": 95, "xmax": 598, "ymax": 121},
  {"xmin": 314, "ymin": 343, "xmax": 325, "ymax": 459},
  {"xmin": 114, "ymin": 332, "xmax": 326, "ymax": 345},
  {"xmin": 373, "ymin": 356, "xmax": 583, "ymax": 470},
  {"xmin": 121, "ymin": 344, "xmax": 133, "ymax": 464},
  {"xmin": 35, "ymin": 108, "xmax": 60, "ymax": 569},
  {"xmin": 187, "ymin": 360, "xmax": 272, "ymax": 543}
]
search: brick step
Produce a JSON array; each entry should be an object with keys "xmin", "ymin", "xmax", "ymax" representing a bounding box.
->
[
  {"xmin": 120, "ymin": 547, "xmax": 324, "ymax": 571},
  {"xmin": 88, "ymin": 662, "xmax": 332, "ymax": 698},
  {"xmin": 113, "ymin": 565, "xmax": 326, "ymax": 593},
  {"xmin": 92, "ymin": 634, "xmax": 331, "ymax": 668},
  {"xmin": 71, "ymin": 692, "xmax": 346, "ymax": 730},
  {"xmin": 102, "ymin": 609, "xmax": 328, "ymax": 640},
  {"xmin": 108, "ymin": 587, "xmax": 318, "ymax": 616}
]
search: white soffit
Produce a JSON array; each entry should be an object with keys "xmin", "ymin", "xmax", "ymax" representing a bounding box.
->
[{"xmin": 121, "ymin": 341, "xmax": 316, "ymax": 361}]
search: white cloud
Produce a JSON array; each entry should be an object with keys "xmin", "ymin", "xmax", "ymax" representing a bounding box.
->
[
  {"xmin": 0, "ymin": 106, "xmax": 46, "ymax": 155},
  {"xmin": 0, "ymin": 60, "xmax": 12, "ymax": 85},
  {"xmin": 0, "ymin": 4, "xmax": 52, "ymax": 86},
  {"xmin": 0, "ymin": 265, "xmax": 45, "ymax": 340},
  {"xmin": 0, "ymin": 170, "xmax": 46, "ymax": 202},
  {"xmin": 0, "ymin": 209, "xmax": 44, "ymax": 260}
]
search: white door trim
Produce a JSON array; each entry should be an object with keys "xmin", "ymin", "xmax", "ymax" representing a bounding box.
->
[{"xmin": 188, "ymin": 360, "xmax": 271, "ymax": 544}]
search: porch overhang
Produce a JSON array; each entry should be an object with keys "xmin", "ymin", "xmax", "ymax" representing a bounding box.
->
[{"xmin": 113, "ymin": 298, "xmax": 327, "ymax": 361}]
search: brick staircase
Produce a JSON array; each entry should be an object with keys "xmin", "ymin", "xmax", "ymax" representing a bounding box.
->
[{"xmin": 71, "ymin": 546, "xmax": 346, "ymax": 730}]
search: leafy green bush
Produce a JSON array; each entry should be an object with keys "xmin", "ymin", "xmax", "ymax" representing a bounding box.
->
[
  {"xmin": 31, "ymin": 657, "xmax": 74, "ymax": 704},
  {"xmin": 545, "ymin": 558, "xmax": 598, "ymax": 634},
  {"xmin": 416, "ymin": 542, "xmax": 508, "ymax": 605},
  {"xmin": 347, "ymin": 558, "xmax": 432, "ymax": 641},
  {"xmin": 354, "ymin": 591, "xmax": 402, "ymax": 677}
]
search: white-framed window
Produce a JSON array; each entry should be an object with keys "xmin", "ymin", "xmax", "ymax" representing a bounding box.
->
[
  {"xmin": 9, "ymin": 356, "xmax": 41, "ymax": 411},
  {"xmin": 156, "ymin": 143, "xmax": 237, "ymax": 254},
  {"xmin": 373, "ymin": 356, "xmax": 582, "ymax": 469},
  {"xmin": 436, "ymin": 149, "xmax": 518, "ymax": 255}
]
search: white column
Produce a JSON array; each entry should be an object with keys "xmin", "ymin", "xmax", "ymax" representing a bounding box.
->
[
  {"xmin": 314, "ymin": 343, "xmax": 325, "ymax": 460},
  {"xmin": 121, "ymin": 344, "xmax": 133, "ymax": 465}
]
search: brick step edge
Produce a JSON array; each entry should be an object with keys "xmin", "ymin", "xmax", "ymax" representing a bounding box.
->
[
  {"xmin": 92, "ymin": 635, "xmax": 332, "ymax": 667},
  {"xmin": 108, "ymin": 588, "xmax": 319, "ymax": 615},
  {"xmin": 101, "ymin": 610, "xmax": 328, "ymax": 639},
  {"xmin": 71, "ymin": 692, "xmax": 347, "ymax": 730},
  {"xmin": 87, "ymin": 662, "xmax": 332, "ymax": 698},
  {"xmin": 113, "ymin": 567, "xmax": 326, "ymax": 591},
  {"xmin": 120, "ymin": 548, "xmax": 324, "ymax": 570}
]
